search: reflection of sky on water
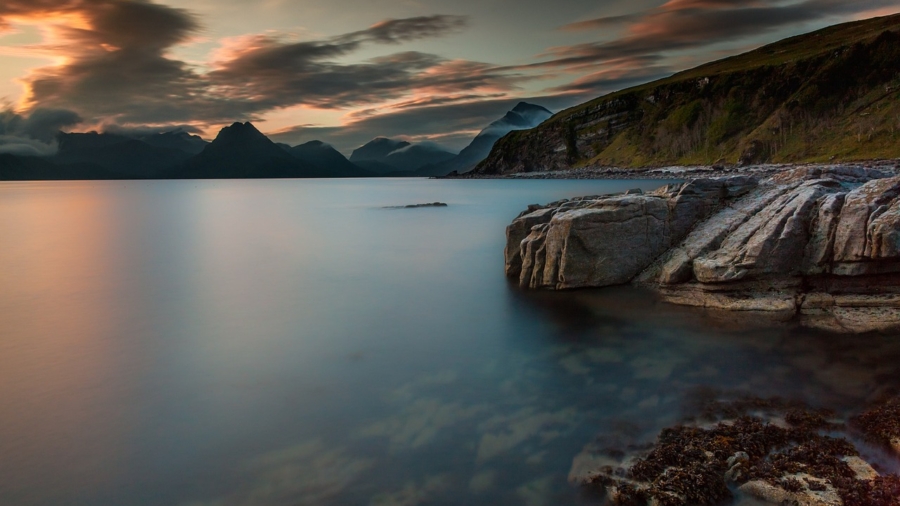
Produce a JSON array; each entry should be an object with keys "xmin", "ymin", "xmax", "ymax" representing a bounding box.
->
[{"xmin": 1, "ymin": 179, "xmax": 899, "ymax": 506}]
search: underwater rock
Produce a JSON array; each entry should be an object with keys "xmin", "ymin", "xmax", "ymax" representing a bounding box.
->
[
  {"xmin": 569, "ymin": 398, "xmax": 900, "ymax": 506},
  {"xmin": 505, "ymin": 165, "xmax": 900, "ymax": 332},
  {"xmin": 851, "ymin": 397, "xmax": 900, "ymax": 457}
]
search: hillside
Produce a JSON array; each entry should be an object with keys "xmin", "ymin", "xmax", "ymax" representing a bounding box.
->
[{"xmin": 473, "ymin": 14, "xmax": 900, "ymax": 175}]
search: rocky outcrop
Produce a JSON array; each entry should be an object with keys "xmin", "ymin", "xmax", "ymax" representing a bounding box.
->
[{"xmin": 505, "ymin": 165, "xmax": 900, "ymax": 332}]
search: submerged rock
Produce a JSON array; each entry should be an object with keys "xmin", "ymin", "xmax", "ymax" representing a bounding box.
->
[
  {"xmin": 504, "ymin": 165, "xmax": 900, "ymax": 332},
  {"xmin": 571, "ymin": 397, "xmax": 900, "ymax": 506}
]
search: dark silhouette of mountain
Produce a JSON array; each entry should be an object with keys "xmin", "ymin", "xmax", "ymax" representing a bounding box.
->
[
  {"xmin": 138, "ymin": 131, "xmax": 208, "ymax": 155},
  {"xmin": 414, "ymin": 102, "xmax": 552, "ymax": 176},
  {"xmin": 176, "ymin": 122, "xmax": 332, "ymax": 178},
  {"xmin": 0, "ymin": 153, "xmax": 118, "ymax": 180},
  {"xmin": 287, "ymin": 140, "xmax": 371, "ymax": 177},
  {"xmin": 349, "ymin": 138, "xmax": 411, "ymax": 164},
  {"xmin": 54, "ymin": 132, "xmax": 193, "ymax": 178}
]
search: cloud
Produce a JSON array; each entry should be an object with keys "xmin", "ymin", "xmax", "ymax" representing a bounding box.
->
[
  {"xmin": 2, "ymin": 5, "xmax": 507, "ymax": 128},
  {"xmin": 0, "ymin": 107, "xmax": 82, "ymax": 155},
  {"xmin": 338, "ymin": 15, "xmax": 468, "ymax": 44},
  {"xmin": 546, "ymin": 0, "xmax": 900, "ymax": 70},
  {"xmin": 208, "ymin": 36, "xmax": 526, "ymax": 111}
]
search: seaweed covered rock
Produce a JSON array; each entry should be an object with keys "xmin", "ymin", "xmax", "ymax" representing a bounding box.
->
[
  {"xmin": 569, "ymin": 398, "xmax": 899, "ymax": 506},
  {"xmin": 505, "ymin": 165, "xmax": 900, "ymax": 332},
  {"xmin": 851, "ymin": 397, "xmax": 900, "ymax": 457}
]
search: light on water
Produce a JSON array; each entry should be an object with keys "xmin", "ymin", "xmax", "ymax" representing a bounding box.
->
[{"xmin": 1, "ymin": 178, "xmax": 900, "ymax": 506}]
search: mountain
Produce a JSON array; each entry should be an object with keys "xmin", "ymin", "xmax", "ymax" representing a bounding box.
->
[
  {"xmin": 474, "ymin": 14, "xmax": 900, "ymax": 175},
  {"xmin": 0, "ymin": 153, "xmax": 120, "ymax": 180},
  {"xmin": 138, "ymin": 131, "xmax": 208, "ymax": 155},
  {"xmin": 287, "ymin": 140, "xmax": 371, "ymax": 177},
  {"xmin": 381, "ymin": 143, "xmax": 455, "ymax": 172},
  {"xmin": 349, "ymin": 138, "xmax": 410, "ymax": 164},
  {"xmin": 348, "ymin": 138, "xmax": 455, "ymax": 174},
  {"xmin": 54, "ymin": 132, "xmax": 194, "ymax": 178},
  {"xmin": 177, "ymin": 122, "xmax": 335, "ymax": 178},
  {"xmin": 414, "ymin": 102, "xmax": 552, "ymax": 176}
]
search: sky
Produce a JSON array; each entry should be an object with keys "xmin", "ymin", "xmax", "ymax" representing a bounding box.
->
[{"xmin": 0, "ymin": 0, "xmax": 898, "ymax": 155}]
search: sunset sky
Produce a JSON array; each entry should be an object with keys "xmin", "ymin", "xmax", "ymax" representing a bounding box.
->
[{"xmin": 0, "ymin": 0, "xmax": 898, "ymax": 154}]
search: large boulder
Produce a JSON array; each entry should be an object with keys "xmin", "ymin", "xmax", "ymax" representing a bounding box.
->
[
  {"xmin": 505, "ymin": 165, "xmax": 900, "ymax": 332},
  {"xmin": 509, "ymin": 178, "xmax": 757, "ymax": 289}
]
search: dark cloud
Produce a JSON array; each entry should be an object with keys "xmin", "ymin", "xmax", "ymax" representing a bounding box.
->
[
  {"xmin": 546, "ymin": 65, "xmax": 672, "ymax": 94},
  {"xmin": 339, "ymin": 15, "xmax": 469, "ymax": 44},
  {"xmin": 209, "ymin": 40, "xmax": 525, "ymax": 111},
  {"xmin": 544, "ymin": 0, "xmax": 899, "ymax": 69},
  {"xmin": 18, "ymin": 108, "xmax": 82, "ymax": 141},
  {"xmin": 2, "ymin": 5, "xmax": 497, "ymax": 126},
  {"xmin": 0, "ymin": 107, "xmax": 82, "ymax": 155}
]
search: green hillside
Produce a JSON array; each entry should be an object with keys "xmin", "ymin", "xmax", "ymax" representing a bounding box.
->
[{"xmin": 474, "ymin": 14, "xmax": 900, "ymax": 175}]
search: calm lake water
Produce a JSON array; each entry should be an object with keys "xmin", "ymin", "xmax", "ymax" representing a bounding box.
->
[{"xmin": 2, "ymin": 178, "xmax": 900, "ymax": 506}]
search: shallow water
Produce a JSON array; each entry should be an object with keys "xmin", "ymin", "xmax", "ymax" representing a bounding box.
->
[{"xmin": 1, "ymin": 178, "xmax": 899, "ymax": 506}]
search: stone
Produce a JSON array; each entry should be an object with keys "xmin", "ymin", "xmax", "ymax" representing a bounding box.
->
[
  {"xmin": 508, "ymin": 178, "xmax": 756, "ymax": 289},
  {"xmin": 505, "ymin": 165, "xmax": 900, "ymax": 332}
]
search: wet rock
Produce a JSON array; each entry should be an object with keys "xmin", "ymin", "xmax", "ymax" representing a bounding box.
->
[
  {"xmin": 571, "ymin": 398, "xmax": 900, "ymax": 506},
  {"xmin": 505, "ymin": 165, "xmax": 900, "ymax": 332},
  {"xmin": 851, "ymin": 397, "xmax": 900, "ymax": 457}
]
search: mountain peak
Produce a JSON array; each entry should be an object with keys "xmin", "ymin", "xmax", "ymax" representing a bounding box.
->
[
  {"xmin": 212, "ymin": 121, "xmax": 269, "ymax": 145},
  {"xmin": 512, "ymin": 102, "xmax": 551, "ymax": 115}
]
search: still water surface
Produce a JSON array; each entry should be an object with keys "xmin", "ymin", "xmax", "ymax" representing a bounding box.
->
[{"xmin": 1, "ymin": 178, "xmax": 899, "ymax": 506}]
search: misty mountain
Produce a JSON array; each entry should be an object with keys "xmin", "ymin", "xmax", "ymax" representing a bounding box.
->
[
  {"xmin": 349, "ymin": 138, "xmax": 411, "ymax": 164},
  {"xmin": 348, "ymin": 137, "xmax": 456, "ymax": 174},
  {"xmin": 286, "ymin": 140, "xmax": 371, "ymax": 177},
  {"xmin": 414, "ymin": 102, "xmax": 552, "ymax": 177},
  {"xmin": 382, "ymin": 143, "xmax": 456, "ymax": 172}
]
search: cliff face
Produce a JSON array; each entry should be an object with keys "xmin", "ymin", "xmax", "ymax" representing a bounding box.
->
[
  {"xmin": 475, "ymin": 15, "xmax": 900, "ymax": 176},
  {"xmin": 505, "ymin": 165, "xmax": 900, "ymax": 333}
]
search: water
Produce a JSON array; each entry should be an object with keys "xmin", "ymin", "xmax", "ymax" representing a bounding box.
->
[{"xmin": 1, "ymin": 178, "xmax": 899, "ymax": 506}]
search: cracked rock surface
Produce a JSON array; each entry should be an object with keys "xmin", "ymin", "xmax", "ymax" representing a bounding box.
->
[{"xmin": 505, "ymin": 165, "xmax": 900, "ymax": 332}]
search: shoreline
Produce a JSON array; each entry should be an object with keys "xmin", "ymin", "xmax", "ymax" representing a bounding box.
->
[{"xmin": 443, "ymin": 159, "xmax": 900, "ymax": 180}]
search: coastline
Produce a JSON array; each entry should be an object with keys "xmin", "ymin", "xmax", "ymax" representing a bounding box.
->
[{"xmin": 442, "ymin": 159, "xmax": 900, "ymax": 181}]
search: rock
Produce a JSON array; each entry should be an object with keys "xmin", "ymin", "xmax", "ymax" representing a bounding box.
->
[
  {"xmin": 511, "ymin": 178, "xmax": 758, "ymax": 289},
  {"xmin": 739, "ymin": 476, "xmax": 842, "ymax": 506},
  {"xmin": 505, "ymin": 165, "xmax": 900, "ymax": 332},
  {"xmin": 573, "ymin": 398, "xmax": 900, "ymax": 506},
  {"xmin": 850, "ymin": 397, "xmax": 900, "ymax": 457}
]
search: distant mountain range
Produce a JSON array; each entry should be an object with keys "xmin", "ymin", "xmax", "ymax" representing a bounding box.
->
[
  {"xmin": 415, "ymin": 102, "xmax": 552, "ymax": 176},
  {"xmin": 350, "ymin": 139, "xmax": 456, "ymax": 174},
  {"xmin": 0, "ymin": 102, "xmax": 552, "ymax": 180}
]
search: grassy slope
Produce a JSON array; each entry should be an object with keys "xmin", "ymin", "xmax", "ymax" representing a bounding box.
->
[{"xmin": 476, "ymin": 14, "xmax": 900, "ymax": 174}]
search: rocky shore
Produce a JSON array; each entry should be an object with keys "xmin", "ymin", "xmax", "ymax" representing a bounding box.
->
[
  {"xmin": 570, "ymin": 396, "xmax": 900, "ymax": 506},
  {"xmin": 447, "ymin": 160, "xmax": 900, "ymax": 180},
  {"xmin": 504, "ymin": 164, "xmax": 900, "ymax": 333}
]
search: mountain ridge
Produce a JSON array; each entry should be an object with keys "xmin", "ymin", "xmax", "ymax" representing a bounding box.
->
[{"xmin": 473, "ymin": 14, "xmax": 900, "ymax": 176}]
